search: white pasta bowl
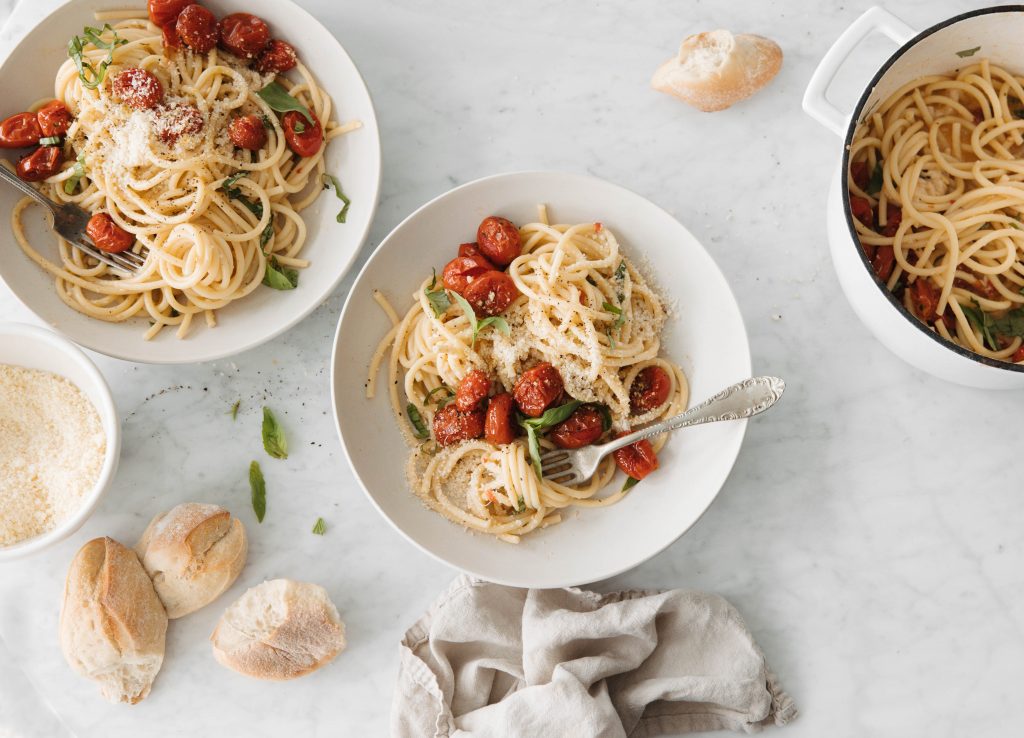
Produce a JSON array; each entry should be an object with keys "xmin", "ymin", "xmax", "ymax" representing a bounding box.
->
[
  {"xmin": 331, "ymin": 171, "xmax": 752, "ymax": 588},
  {"xmin": 0, "ymin": 0, "xmax": 381, "ymax": 364},
  {"xmin": 804, "ymin": 5, "xmax": 1024, "ymax": 389},
  {"xmin": 0, "ymin": 323, "xmax": 119, "ymax": 560}
]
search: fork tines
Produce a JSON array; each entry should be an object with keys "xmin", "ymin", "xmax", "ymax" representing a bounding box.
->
[{"xmin": 76, "ymin": 240, "xmax": 147, "ymax": 274}]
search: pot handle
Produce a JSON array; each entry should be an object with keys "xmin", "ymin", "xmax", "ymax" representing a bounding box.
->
[{"xmin": 802, "ymin": 6, "xmax": 916, "ymax": 136}]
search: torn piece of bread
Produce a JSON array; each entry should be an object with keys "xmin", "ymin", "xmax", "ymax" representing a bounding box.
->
[
  {"xmin": 651, "ymin": 30, "xmax": 782, "ymax": 111},
  {"xmin": 210, "ymin": 579, "xmax": 346, "ymax": 680},
  {"xmin": 136, "ymin": 503, "xmax": 247, "ymax": 619},
  {"xmin": 59, "ymin": 537, "xmax": 168, "ymax": 704}
]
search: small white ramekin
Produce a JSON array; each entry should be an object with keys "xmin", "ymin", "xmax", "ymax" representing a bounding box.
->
[{"xmin": 0, "ymin": 323, "xmax": 120, "ymax": 560}]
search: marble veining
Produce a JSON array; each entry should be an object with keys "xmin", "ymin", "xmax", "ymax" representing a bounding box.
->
[{"xmin": 1, "ymin": 1, "xmax": 1022, "ymax": 736}]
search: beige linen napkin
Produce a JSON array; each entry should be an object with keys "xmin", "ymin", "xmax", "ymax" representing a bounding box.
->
[{"xmin": 393, "ymin": 576, "xmax": 796, "ymax": 738}]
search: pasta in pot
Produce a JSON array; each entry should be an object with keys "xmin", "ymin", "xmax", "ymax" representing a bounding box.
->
[{"xmin": 848, "ymin": 58, "xmax": 1024, "ymax": 364}]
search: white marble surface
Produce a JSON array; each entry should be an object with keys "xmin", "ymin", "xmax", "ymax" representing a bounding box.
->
[{"xmin": 1, "ymin": 0, "xmax": 1022, "ymax": 736}]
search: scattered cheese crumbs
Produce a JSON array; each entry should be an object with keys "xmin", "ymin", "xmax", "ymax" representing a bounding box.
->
[
  {"xmin": 111, "ymin": 110, "xmax": 156, "ymax": 167},
  {"xmin": 0, "ymin": 365, "xmax": 105, "ymax": 546}
]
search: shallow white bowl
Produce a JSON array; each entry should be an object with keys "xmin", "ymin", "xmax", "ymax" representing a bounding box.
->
[
  {"xmin": 331, "ymin": 171, "xmax": 752, "ymax": 588},
  {"xmin": 0, "ymin": 323, "xmax": 119, "ymax": 560},
  {"xmin": 0, "ymin": 0, "xmax": 381, "ymax": 364}
]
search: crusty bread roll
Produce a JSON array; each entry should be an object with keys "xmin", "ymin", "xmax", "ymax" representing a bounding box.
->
[
  {"xmin": 651, "ymin": 30, "xmax": 782, "ymax": 112},
  {"xmin": 135, "ymin": 503, "xmax": 247, "ymax": 619},
  {"xmin": 59, "ymin": 537, "xmax": 167, "ymax": 704},
  {"xmin": 211, "ymin": 579, "xmax": 346, "ymax": 680}
]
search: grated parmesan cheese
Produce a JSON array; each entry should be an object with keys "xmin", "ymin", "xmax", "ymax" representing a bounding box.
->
[{"xmin": 0, "ymin": 365, "xmax": 106, "ymax": 547}]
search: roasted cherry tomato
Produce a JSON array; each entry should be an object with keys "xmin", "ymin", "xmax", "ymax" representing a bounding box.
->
[
  {"xmin": 218, "ymin": 12, "xmax": 270, "ymax": 59},
  {"xmin": 0, "ymin": 112, "xmax": 42, "ymax": 148},
  {"xmin": 629, "ymin": 366, "xmax": 672, "ymax": 414},
  {"xmin": 880, "ymin": 204, "xmax": 902, "ymax": 237},
  {"xmin": 255, "ymin": 39, "xmax": 298, "ymax": 74},
  {"xmin": 1012, "ymin": 344, "xmax": 1024, "ymax": 363},
  {"xmin": 156, "ymin": 104, "xmax": 204, "ymax": 144},
  {"xmin": 176, "ymin": 4, "xmax": 219, "ymax": 53},
  {"xmin": 455, "ymin": 370, "xmax": 490, "ymax": 412},
  {"xmin": 549, "ymin": 405, "xmax": 605, "ymax": 449},
  {"xmin": 477, "ymin": 215, "xmax": 521, "ymax": 267},
  {"xmin": 16, "ymin": 145, "xmax": 62, "ymax": 181},
  {"xmin": 161, "ymin": 22, "xmax": 181, "ymax": 49},
  {"xmin": 849, "ymin": 195, "xmax": 874, "ymax": 229},
  {"xmin": 850, "ymin": 160, "xmax": 869, "ymax": 191},
  {"xmin": 442, "ymin": 254, "xmax": 494, "ymax": 296},
  {"xmin": 911, "ymin": 279, "xmax": 940, "ymax": 323},
  {"xmin": 36, "ymin": 101, "xmax": 72, "ymax": 137},
  {"xmin": 484, "ymin": 392, "xmax": 517, "ymax": 444},
  {"xmin": 228, "ymin": 114, "xmax": 267, "ymax": 150},
  {"xmin": 432, "ymin": 404, "xmax": 485, "ymax": 447},
  {"xmin": 513, "ymin": 363, "xmax": 563, "ymax": 418},
  {"xmin": 871, "ymin": 245, "xmax": 895, "ymax": 281},
  {"xmin": 458, "ymin": 242, "xmax": 483, "ymax": 258},
  {"xmin": 148, "ymin": 0, "xmax": 190, "ymax": 27},
  {"xmin": 612, "ymin": 434, "xmax": 659, "ymax": 481},
  {"xmin": 112, "ymin": 68, "xmax": 164, "ymax": 110},
  {"xmin": 463, "ymin": 270, "xmax": 518, "ymax": 317},
  {"xmin": 86, "ymin": 213, "xmax": 135, "ymax": 253},
  {"xmin": 281, "ymin": 110, "xmax": 322, "ymax": 157}
]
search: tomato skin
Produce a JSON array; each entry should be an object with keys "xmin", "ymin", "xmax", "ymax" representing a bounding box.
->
[
  {"xmin": 432, "ymin": 404, "xmax": 485, "ymax": 447},
  {"xmin": 463, "ymin": 270, "xmax": 518, "ymax": 317},
  {"xmin": 148, "ymin": 0, "xmax": 190, "ymax": 27},
  {"xmin": 458, "ymin": 242, "xmax": 483, "ymax": 258},
  {"xmin": 218, "ymin": 13, "xmax": 270, "ymax": 59},
  {"xmin": 513, "ymin": 363, "xmax": 563, "ymax": 418},
  {"xmin": 476, "ymin": 215, "xmax": 521, "ymax": 266},
  {"xmin": 228, "ymin": 114, "xmax": 267, "ymax": 150},
  {"xmin": 484, "ymin": 392, "xmax": 517, "ymax": 444},
  {"xmin": 613, "ymin": 434, "xmax": 659, "ymax": 480},
  {"xmin": 161, "ymin": 22, "xmax": 181, "ymax": 49},
  {"xmin": 880, "ymin": 204, "xmax": 902, "ymax": 237},
  {"xmin": 850, "ymin": 195, "xmax": 874, "ymax": 228},
  {"xmin": 112, "ymin": 68, "xmax": 164, "ymax": 110},
  {"xmin": 176, "ymin": 4, "xmax": 219, "ymax": 53},
  {"xmin": 455, "ymin": 370, "xmax": 490, "ymax": 412},
  {"xmin": 911, "ymin": 279, "xmax": 940, "ymax": 323},
  {"xmin": 0, "ymin": 112, "xmax": 42, "ymax": 148},
  {"xmin": 872, "ymin": 245, "xmax": 895, "ymax": 281},
  {"xmin": 36, "ymin": 101, "xmax": 72, "ymax": 137},
  {"xmin": 549, "ymin": 406, "xmax": 604, "ymax": 449},
  {"xmin": 16, "ymin": 146, "xmax": 62, "ymax": 181},
  {"xmin": 442, "ymin": 254, "xmax": 493, "ymax": 295},
  {"xmin": 86, "ymin": 213, "xmax": 135, "ymax": 253},
  {"xmin": 850, "ymin": 160, "xmax": 869, "ymax": 191},
  {"xmin": 255, "ymin": 39, "xmax": 298, "ymax": 74},
  {"xmin": 1012, "ymin": 345, "xmax": 1024, "ymax": 363},
  {"xmin": 629, "ymin": 366, "xmax": 672, "ymax": 414},
  {"xmin": 281, "ymin": 110, "xmax": 322, "ymax": 157}
]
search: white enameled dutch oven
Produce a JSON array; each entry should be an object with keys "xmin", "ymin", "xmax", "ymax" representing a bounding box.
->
[{"xmin": 803, "ymin": 5, "xmax": 1024, "ymax": 389}]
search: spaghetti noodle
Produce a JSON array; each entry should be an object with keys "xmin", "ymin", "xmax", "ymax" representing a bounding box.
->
[
  {"xmin": 849, "ymin": 59, "xmax": 1024, "ymax": 363},
  {"xmin": 367, "ymin": 208, "xmax": 688, "ymax": 543},
  {"xmin": 10, "ymin": 11, "xmax": 358, "ymax": 339}
]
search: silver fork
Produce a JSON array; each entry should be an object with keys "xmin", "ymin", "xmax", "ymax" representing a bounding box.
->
[
  {"xmin": 540, "ymin": 375, "xmax": 786, "ymax": 485},
  {"xmin": 0, "ymin": 163, "xmax": 146, "ymax": 274}
]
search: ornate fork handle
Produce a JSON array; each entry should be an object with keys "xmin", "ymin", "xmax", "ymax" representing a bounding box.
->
[
  {"xmin": 0, "ymin": 163, "xmax": 59, "ymax": 214},
  {"xmin": 600, "ymin": 376, "xmax": 786, "ymax": 455}
]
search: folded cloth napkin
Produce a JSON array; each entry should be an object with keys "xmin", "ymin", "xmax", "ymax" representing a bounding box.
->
[{"xmin": 393, "ymin": 576, "xmax": 796, "ymax": 738}]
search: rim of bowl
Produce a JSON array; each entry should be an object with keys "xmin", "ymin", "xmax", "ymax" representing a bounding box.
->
[
  {"xmin": 0, "ymin": 323, "xmax": 120, "ymax": 560},
  {"xmin": 330, "ymin": 170, "xmax": 752, "ymax": 587},
  {"xmin": 0, "ymin": 0, "xmax": 382, "ymax": 365},
  {"xmin": 840, "ymin": 4, "xmax": 1024, "ymax": 374}
]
